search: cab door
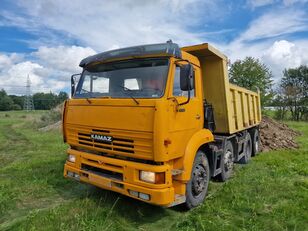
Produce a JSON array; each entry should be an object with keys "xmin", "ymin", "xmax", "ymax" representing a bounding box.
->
[{"xmin": 167, "ymin": 64, "xmax": 203, "ymax": 159}]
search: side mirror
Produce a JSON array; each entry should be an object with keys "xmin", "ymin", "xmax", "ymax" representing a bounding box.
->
[
  {"xmin": 71, "ymin": 73, "xmax": 81, "ymax": 97},
  {"xmin": 180, "ymin": 64, "xmax": 194, "ymax": 91}
]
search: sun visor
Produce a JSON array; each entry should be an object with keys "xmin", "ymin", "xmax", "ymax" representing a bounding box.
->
[{"xmin": 80, "ymin": 42, "xmax": 182, "ymax": 67}]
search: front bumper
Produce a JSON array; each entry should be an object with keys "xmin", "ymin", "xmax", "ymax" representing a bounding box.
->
[{"xmin": 63, "ymin": 149, "xmax": 175, "ymax": 206}]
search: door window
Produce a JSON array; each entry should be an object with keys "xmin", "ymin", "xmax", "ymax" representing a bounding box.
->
[{"xmin": 173, "ymin": 66, "xmax": 195, "ymax": 97}]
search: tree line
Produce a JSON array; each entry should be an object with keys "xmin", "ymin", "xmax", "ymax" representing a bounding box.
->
[
  {"xmin": 229, "ymin": 57, "xmax": 308, "ymax": 121},
  {"xmin": 0, "ymin": 90, "xmax": 68, "ymax": 111}
]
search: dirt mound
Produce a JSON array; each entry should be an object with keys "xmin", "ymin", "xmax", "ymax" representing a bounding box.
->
[{"xmin": 260, "ymin": 116, "xmax": 300, "ymax": 152}]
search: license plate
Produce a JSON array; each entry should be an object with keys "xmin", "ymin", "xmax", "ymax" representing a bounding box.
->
[{"xmin": 88, "ymin": 174, "xmax": 112, "ymax": 188}]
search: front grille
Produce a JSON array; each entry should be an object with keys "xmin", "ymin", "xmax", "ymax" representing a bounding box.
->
[
  {"xmin": 78, "ymin": 131, "xmax": 135, "ymax": 154},
  {"xmin": 67, "ymin": 125, "xmax": 153, "ymax": 160}
]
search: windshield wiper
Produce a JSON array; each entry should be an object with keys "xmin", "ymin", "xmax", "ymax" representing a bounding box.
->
[{"xmin": 118, "ymin": 85, "xmax": 140, "ymax": 105}]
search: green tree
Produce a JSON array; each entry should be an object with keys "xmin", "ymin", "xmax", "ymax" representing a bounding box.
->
[
  {"xmin": 33, "ymin": 92, "xmax": 57, "ymax": 110},
  {"xmin": 280, "ymin": 65, "xmax": 308, "ymax": 121},
  {"xmin": 57, "ymin": 91, "xmax": 68, "ymax": 104},
  {"xmin": 0, "ymin": 89, "xmax": 14, "ymax": 111},
  {"xmin": 33, "ymin": 91, "xmax": 68, "ymax": 110},
  {"xmin": 229, "ymin": 57, "xmax": 274, "ymax": 106},
  {"xmin": 9, "ymin": 95, "xmax": 24, "ymax": 109}
]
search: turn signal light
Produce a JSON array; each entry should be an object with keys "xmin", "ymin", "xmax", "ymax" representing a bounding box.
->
[{"xmin": 139, "ymin": 171, "xmax": 165, "ymax": 184}]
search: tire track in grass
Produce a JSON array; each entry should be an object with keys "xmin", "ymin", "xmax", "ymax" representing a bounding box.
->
[
  {"xmin": 0, "ymin": 114, "xmax": 80, "ymax": 229},
  {"xmin": 0, "ymin": 124, "xmax": 31, "ymax": 167}
]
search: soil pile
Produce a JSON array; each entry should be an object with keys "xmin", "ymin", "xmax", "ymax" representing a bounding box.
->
[{"xmin": 260, "ymin": 116, "xmax": 300, "ymax": 152}]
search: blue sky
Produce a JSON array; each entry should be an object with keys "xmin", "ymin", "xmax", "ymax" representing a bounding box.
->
[{"xmin": 0, "ymin": 0, "xmax": 308, "ymax": 94}]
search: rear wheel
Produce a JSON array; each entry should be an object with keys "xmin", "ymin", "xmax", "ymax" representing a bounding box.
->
[
  {"xmin": 251, "ymin": 128, "xmax": 260, "ymax": 156},
  {"xmin": 239, "ymin": 132, "xmax": 252, "ymax": 164},
  {"xmin": 216, "ymin": 140, "xmax": 234, "ymax": 182},
  {"xmin": 185, "ymin": 150, "xmax": 210, "ymax": 209}
]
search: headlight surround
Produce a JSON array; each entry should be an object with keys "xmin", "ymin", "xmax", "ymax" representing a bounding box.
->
[
  {"xmin": 139, "ymin": 171, "xmax": 165, "ymax": 184},
  {"xmin": 67, "ymin": 154, "xmax": 76, "ymax": 163}
]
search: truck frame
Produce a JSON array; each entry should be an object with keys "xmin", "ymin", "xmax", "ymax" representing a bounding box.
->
[{"xmin": 63, "ymin": 42, "xmax": 261, "ymax": 208}]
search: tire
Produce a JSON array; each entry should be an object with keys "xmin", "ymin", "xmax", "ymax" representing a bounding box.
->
[
  {"xmin": 185, "ymin": 150, "xmax": 210, "ymax": 209},
  {"xmin": 251, "ymin": 128, "xmax": 260, "ymax": 156},
  {"xmin": 239, "ymin": 132, "xmax": 252, "ymax": 164},
  {"xmin": 216, "ymin": 140, "xmax": 234, "ymax": 182}
]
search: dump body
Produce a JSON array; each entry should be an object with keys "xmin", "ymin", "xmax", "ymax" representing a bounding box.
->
[{"xmin": 182, "ymin": 43, "xmax": 261, "ymax": 134}]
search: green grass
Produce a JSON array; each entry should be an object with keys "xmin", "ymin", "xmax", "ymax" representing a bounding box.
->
[{"xmin": 0, "ymin": 111, "xmax": 307, "ymax": 231}]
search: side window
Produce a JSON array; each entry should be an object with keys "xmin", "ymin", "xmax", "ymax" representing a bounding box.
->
[
  {"xmin": 80, "ymin": 75, "xmax": 109, "ymax": 93},
  {"xmin": 124, "ymin": 78, "xmax": 140, "ymax": 90},
  {"xmin": 93, "ymin": 76, "xmax": 109, "ymax": 93},
  {"xmin": 81, "ymin": 75, "xmax": 91, "ymax": 93},
  {"xmin": 173, "ymin": 66, "xmax": 195, "ymax": 97}
]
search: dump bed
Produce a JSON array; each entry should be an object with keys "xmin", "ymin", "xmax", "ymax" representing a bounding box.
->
[{"xmin": 182, "ymin": 43, "xmax": 261, "ymax": 134}]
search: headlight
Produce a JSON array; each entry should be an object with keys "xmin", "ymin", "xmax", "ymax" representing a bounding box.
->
[
  {"xmin": 67, "ymin": 154, "xmax": 76, "ymax": 163},
  {"xmin": 139, "ymin": 171, "xmax": 165, "ymax": 184}
]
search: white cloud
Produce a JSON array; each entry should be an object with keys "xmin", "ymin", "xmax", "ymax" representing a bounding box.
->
[
  {"xmin": 238, "ymin": 9, "xmax": 308, "ymax": 42},
  {"xmin": 33, "ymin": 45, "xmax": 96, "ymax": 73},
  {"xmin": 0, "ymin": 0, "xmax": 226, "ymax": 94},
  {"xmin": 247, "ymin": 0, "xmax": 277, "ymax": 8},
  {"xmin": 0, "ymin": 53, "xmax": 24, "ymax": 70},
  {"xmin": 0, "ymin": 45, "xmax": 97, "ymax": 94},
  {"xmin": 1, "ymin": 0, "xmax": 308, "ymax": 95},
  {"xmin": 1, "ymin": 61, "xmax": 44, "ymax": 94},
  {"xmin": 217, "ymin": 6, "xmax": 308, "ymax": 82},
  {"xmin": 10, "ymin": 0, "xmax": 226, "ymax": 50},
  {"xmin": 262, "ymin": 40, "xmax": 308, "ymax": 80}
]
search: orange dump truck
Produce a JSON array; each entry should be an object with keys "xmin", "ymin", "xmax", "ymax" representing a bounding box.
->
[{"xmin": 63, "ymin": 42, "xmax": 261, "ymax": 208}]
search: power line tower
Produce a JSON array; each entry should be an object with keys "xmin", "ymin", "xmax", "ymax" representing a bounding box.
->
[{"xmin": 23, "ymin": 75, "xmax": 35, "ymax": 111}]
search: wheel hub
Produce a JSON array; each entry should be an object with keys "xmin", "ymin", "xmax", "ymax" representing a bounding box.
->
[
  {"xmin": 192, "ymin": 165, "xmax": 207, "ymax": 196},
  {"xmin": 224, "ymin": 150, "xmax": 233, "ymax": 172}
]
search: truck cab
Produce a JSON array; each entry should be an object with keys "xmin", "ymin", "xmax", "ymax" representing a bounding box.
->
[{"xmin": 63, "ymin": 42, "xmax": 261, "ymax": 208}]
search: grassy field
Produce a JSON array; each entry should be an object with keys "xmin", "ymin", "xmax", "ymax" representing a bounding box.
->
[{"xmin": 0, "ymin": 111, "xmax": 307, "ymax": 231}]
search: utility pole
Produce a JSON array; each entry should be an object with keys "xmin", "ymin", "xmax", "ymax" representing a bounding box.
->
[{"xmin": 23, "ymin": 75, "xmax": 35, "ymax": 111}]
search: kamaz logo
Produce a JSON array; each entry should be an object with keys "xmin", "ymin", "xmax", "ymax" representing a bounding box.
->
[{"xmin": 90, "ymin": 134, "xmax": 113, "ymax": 142}]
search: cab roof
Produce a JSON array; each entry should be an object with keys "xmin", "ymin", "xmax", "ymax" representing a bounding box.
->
[{"xmin": 79, "ymin": 42, "xmax": 182, "ymax": 68}]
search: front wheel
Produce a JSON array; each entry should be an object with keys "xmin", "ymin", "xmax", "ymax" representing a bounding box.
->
[{"xmin": 185, "ymin": 150, "xmax": 210, "ymax": 209}]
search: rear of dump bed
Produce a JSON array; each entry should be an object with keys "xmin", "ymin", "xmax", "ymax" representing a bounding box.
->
[{"xmin": 182, "ymin": 43, "xmax": 261, "ymax": 134}]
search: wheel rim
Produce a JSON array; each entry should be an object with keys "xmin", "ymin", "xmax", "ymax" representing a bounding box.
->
[
  {"xmin": 224, "ymin": 150, "xmax": 233, "ymax": 172},
  {"xmin": 192, "ymin": 164, "xmax": 207, "ymax": 197}
]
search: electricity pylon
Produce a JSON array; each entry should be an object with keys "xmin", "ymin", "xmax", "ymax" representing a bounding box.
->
[{"xmin": 23, "ymin": 75, "xmax": 35, "ymax": 111}]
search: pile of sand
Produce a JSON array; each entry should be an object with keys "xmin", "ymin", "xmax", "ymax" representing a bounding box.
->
[{"xmin": 259, "ymin": 116, "xmax": 300, "ymax": 152}]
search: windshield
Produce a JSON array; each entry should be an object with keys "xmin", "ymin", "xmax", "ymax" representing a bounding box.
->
[{"xmin": 74, "ymin": 58, "xmax": 169, "ymax": 99}]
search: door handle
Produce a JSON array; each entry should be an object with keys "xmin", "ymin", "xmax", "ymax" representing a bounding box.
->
[{"xmin": 196, "ymin": 114, "xmax": 201, "ymax": 119}]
